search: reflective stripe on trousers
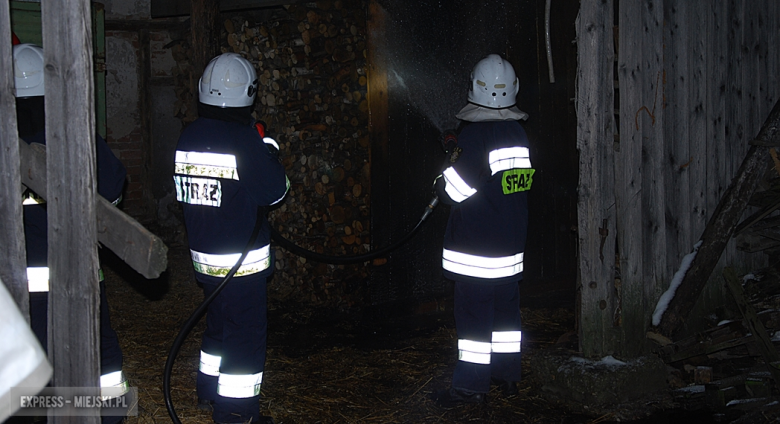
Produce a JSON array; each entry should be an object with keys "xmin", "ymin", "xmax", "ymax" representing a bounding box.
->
[
  {"xmin": 190, "ymin": 245, "xmax": 271, "ymax": 277},
  {"xmin": 218, "ymin": 372, "xmax": 263, "ymax": 398},
  {"xmin": 458, "ymin": 331, "xmax": 522, "ymax": 364},
  {"xmin": 27, "ymin": 267, "xmax": 105, "ymax": 292},
  {"xmin": 100, "ymin": 370, "xmax": 129, "ymax": 398},
  {"xmin": 442, "ymin": 249, "xmax": 524, "ymax": 279},
  {"xmin": 199, "ymin": 350, "xmax": 221, "ymax": 376},
  {"xmin": 200, "ymin": 351, "xmax": 263, "ymax": 399}
]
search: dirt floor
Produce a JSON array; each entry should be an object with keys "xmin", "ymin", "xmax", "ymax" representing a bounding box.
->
[{"xmin": 97, "ymin": 243, "xmax": 767, "ymax": 424}]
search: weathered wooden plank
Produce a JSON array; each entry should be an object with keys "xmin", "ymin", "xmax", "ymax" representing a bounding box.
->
[
  {"xmin": 575, "ymin": 0, "xmax": 618, "ymax": 358},
  {"xmin": 18, "ymin": 139, "xmax": 168, "ymax": 279},
  {"xmin": 654, "ymin": 99, "xmax": 780, "ymax": 339},
  {"xmin": 767, "ymin": 1, "xmax": 779, "ymax": 115},
  {"xmin": 663, "ymin": 1, "xmax": 691, "ymax": 297},
  {"xmin": 741, "ymin": 1, "xmax": 764, "ymax": 272},
  {"xmin": 0, "ymin": 0, "xmax": 28, "ymax": 319},
  {"xmin": 723, "ymin": 267, "xmax": 780, "ymax": 385},
  {"xmin": 688, "ymin": 0, "xmax": 709, "ymax": 251},
  {"xmin": 724, "ymin": 0, "xmax": 748, "ymax": 271},
  {"xmin": 190, "ymin": 0, "xmax": 220, "ymax": 107},
  {"xmin": 638, "ymin": 0, "xmax": 665, "ymax": 342},
  {"xmin": 706, "ymin": 2, "xmax": 728, "ymax": 250},
  {"xmin": 617, "ymin": 0, "xmax": 652, "ymax": 357},
  {"xmin": 42, "ymin": 0, "xmax": 101, "ymax": 417}
]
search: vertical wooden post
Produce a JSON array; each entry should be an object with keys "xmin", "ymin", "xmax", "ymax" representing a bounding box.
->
[
  {"xmin": 576, "ymin": 0, "xmax": 618, "ymax": 358},
  {"xmin": 41, "ymin": 0, "xmax": 101, "ymax": 422},
  {"xmin": 0, "ymin": 0, "xmax": 29, "ymax": 319},
  {"xmin": 366, "ymin": 0, "xmax": 390, "ymax": 296},
  {"xmin": 190, "ymin": 0, "xmax": 220, "ymax": 105}
]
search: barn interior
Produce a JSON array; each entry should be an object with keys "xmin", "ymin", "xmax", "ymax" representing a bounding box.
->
[{"xmin": 5, "ymin": 0, "xmax": 780, "ymax": 423}]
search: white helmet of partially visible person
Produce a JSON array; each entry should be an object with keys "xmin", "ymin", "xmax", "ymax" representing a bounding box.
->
[
  {"xmin": 467, "ymin": 54, "xmax": 518, "ymax": 109},
  {"xmin": 13, "ymin": 43, "xmax": 45, "ymax": 98},
  {"xmin": 198, "ymin": 52, "xmax": 258, "ymax": 108}
]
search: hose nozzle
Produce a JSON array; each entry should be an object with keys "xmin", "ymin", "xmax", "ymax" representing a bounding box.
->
[{"xmin": 421, "ymin": 195, "xmax": 439, "ymax": 222}]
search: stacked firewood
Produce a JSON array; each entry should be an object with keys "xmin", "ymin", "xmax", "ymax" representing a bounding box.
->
[{"xmin": 171, "ymin": 0, "xmax": 371, "ymax": 309}]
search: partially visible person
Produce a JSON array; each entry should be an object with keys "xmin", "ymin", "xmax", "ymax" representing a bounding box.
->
[
  {"xmin": 432, "ymin": 53, "xmax": 533, "ymax": 406},
  {"xmin": 173, "ymin": 52, "xmax": 289, "ymax": 424},
  {"xmin": 15, "ymin": 43, "xmax": 129, "ymax": 424},
  {"xmin": 0, "ymin": 277, "xmax": 52, "ymax": 423}
]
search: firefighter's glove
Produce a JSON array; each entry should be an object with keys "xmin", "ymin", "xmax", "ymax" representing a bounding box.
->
[
  {"xmin": 263, "ymin": 136, "xmax": 280, "ymax": 157},
  {"xmin": 440, "ymin": 130, "xmax": 458, "ymax": 154},
  {"xmin": 256, "ymin": 120, "xmax": 280, "ymax": 158}
]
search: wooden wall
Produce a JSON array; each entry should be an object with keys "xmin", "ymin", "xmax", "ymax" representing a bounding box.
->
[{"xmin": 577, "ymin": 0, "xmax": 780, "ymax": 358}]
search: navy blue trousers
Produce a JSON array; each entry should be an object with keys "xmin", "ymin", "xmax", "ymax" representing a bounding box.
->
[
  {"xmin": 452, "ymin": 281, "xmax": 523, "ymax": 393},
  {"xmin": 197, "ymin": 276, "xmax": 267, "ymax": 423},
  {"xmin": 29, "ymin": 280, "xmax": 125, "ymax": 424}
]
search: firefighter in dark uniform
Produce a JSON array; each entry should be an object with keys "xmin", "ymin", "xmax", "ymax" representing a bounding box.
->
[
  {"xmin": 14, "ymin": 43, "xmax": 129, "ymax": 423},
  {"xmin": 173, "ymin": 52, "xmax": 289, "ymax": 424},
  {"xmin": 432, "ymin": 54, "xmax": 532, "ymax": 406}
]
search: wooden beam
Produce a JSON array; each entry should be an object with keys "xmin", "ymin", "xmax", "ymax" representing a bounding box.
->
[
  {"xmin": 151, "ymin": 0, "xmax": 308, "ymax": 18},
  {"xmin": 42, "ymin": 0, "xmax": 100, "ymax": 420},
  {"xmin": 19, "ymin": 139, "xmax": 168, "ymax": 279},
  {"xmin": 653, "ymin": 99, "xmax": 780, "ymax": 339},
  {"xmin": 576, "ymin": 0, "xmax": 618, "ymax": 358},
  {"xmin": 0, "ymin": 0, "xmax": 29, "ymax": 319},
  {"xmin": 189, "ymin": 0, "xmax": 220, "ymax": 121}
]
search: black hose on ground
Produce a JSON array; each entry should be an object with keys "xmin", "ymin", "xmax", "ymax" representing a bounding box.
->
[{"xmin": 163, "ymin": 195, "xmax": 440, "ymax": 422}]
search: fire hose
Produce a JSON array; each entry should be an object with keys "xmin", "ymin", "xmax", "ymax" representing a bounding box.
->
[{"xmin": 163, "ymin": 195, "xmax": 440, "ymax": 423}]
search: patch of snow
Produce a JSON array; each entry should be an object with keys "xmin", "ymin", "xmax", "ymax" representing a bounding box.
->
[
  {"xmin": 652, "ymin": 241, "xmax": 703, "ymax": 326},
  {"xmin": 727, "ymin": 397, "xmax": 766, "ymax": 406},
  {"xmin": 564, "ymin": 355, "xmax": 628, "ymax": 369},
  {"xmin": 675, "ymin": 385, "xmax": 705, "ymax": 393}
]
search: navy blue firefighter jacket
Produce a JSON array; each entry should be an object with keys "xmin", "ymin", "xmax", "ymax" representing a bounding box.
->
[
  {"xmin": 173, "ymin": 117, "xmax": 290, "ymax": 284},
  {"xmin": 22, "ymin": 131, "xmax": 127, "ymax": 268},
  {"xmin": 435, "ymin": 120, "xmax": 534, "ymax": 285}
]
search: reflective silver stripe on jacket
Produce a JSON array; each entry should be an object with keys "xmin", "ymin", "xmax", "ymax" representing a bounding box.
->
[
  {"xmin": 190, "ymin": 245, "xmax": 271, "ymax": 277},
  {"xmin": 442, "ymin": 249, "xmax": 524, "ymax": 279},
  {"xmin": 442, "ymin": 167, "xmax": 476, "ymax": 203},
  {"xmin": 199, "ymin": 350, "xmax": 221, "ymax": 376},
  {"xmin": 491, "ymin": 331, "xmax": 522, "ymax": 353},
  {"xmin": 489, "ymin": 147, "xmax": 532, "ymax": 175},
  {"xmin": 263, "ymin": 137, "xmax": 280, "ymax": 150},
  {"xmin": 27, "ymin": 267, "xmax": 49, "ymax": 292},
  {"xmin": 218, "ymin": 372, "xmax": 263, "ymax": 398},
  {"xmin": 270, "ymin": 176, "xmax": 291, "ymax": 206},
  {"xmin": 174, "ymin": 150, "xmax": 239, "ymax": 180}
]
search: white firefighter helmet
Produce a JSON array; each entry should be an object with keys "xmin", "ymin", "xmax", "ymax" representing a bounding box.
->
[
  {"xmin": 13, "ymin": 43, "xmax": 45, "ymax": 98},
  {"xmin": 198, "ymin": 53, "xmax": 258, "ymax": 107},
  {"xmin": 467, "ymin": 54, "xmax": 519, "ymax": 109}
]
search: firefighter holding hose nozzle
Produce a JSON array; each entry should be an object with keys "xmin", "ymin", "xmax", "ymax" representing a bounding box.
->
[
  {"xmin": 431, "ymin": 54, "xmax": 534, "ymax": 407},
  {"xmin": 173, "ymin": 52, "xmax": 290, "ymax": 424}
]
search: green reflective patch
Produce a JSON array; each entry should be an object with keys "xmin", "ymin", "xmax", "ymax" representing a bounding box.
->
[{"xmin": 502, "ymin": 169, "xmax": 535, "ymax": 194}]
